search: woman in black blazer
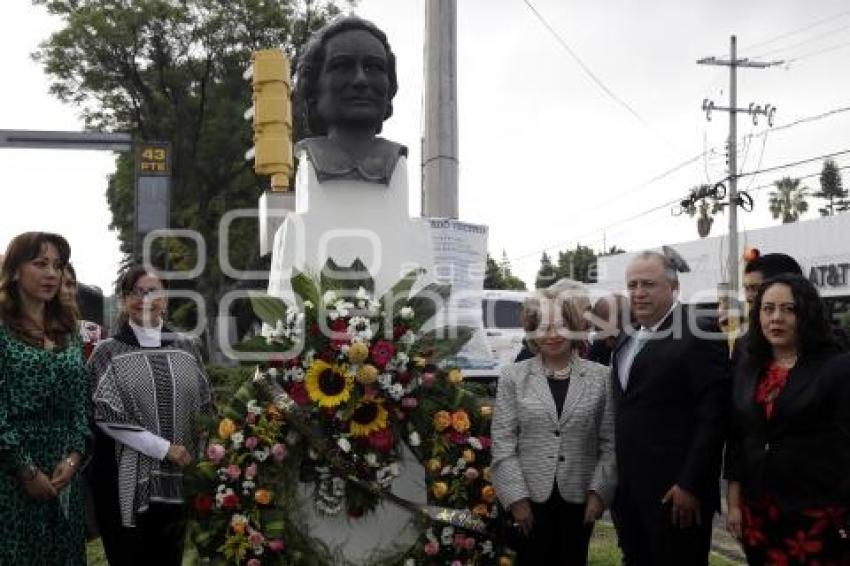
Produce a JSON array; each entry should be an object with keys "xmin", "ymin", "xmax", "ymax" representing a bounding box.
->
[{"xmin": 726, "ymin": 273, "xmax": 850, "ymax": 565}]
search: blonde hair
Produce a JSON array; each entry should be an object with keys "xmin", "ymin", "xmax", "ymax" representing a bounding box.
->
[{"xmin": 521, "ymin": 282, "xmax": 590, "ymax": 354}]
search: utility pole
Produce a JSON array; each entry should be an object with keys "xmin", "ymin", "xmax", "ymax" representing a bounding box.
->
[
  {"xmin": 698, "ymin": 35, "xmax": 782, "ymax": 298},
  {"xmin": 421, "ymin": 0, "xmax": 459, "ymax": 219}
]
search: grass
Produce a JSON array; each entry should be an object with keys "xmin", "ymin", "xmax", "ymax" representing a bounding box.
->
[{"xmin": 87, "ymin": 522, "xmax": 743, "ymax": 565}]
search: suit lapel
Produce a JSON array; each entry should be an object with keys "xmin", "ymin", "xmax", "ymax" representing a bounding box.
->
[
  {"xmin": 529, "ymin": 357, "xmax": 559, "ymax": 425},
  {"xmin": 771, "ymin": 359, "xmax": 819, "ymax": 424},
  {"xmin": 559, "ymin": 360, "xmax": 588, "ymax": 425},
  {"xmin": 623, "ymin": 304, "xmax": 682, "ymax": 392}
]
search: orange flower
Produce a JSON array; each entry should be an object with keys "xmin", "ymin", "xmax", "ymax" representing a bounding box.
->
[
  {"xmin": 433, "ymin": 411, "xmax": 451, "ymax": 432},
  {"xmin": 254, "ymin": 489, "xmax": 273, "ymax": 505},
  {"xmin": 451, "ymin": 410, "xmax": 470, "ymax": 433},
  {"xmin": 431, "ymin": 481, "xmax": 449, "ymax": 500},
  {"xmin": 498, "ymin": 556, "xmax": 514, "ymax": 566},
  {"xmin": 265, "ymin": 403, "xmax": 283, "ymax": 420},
  {"xmin": 472, "ymin": 503, "xmax": 489, "ymax": 517},
  {"xmin": 462, "ymin": 449, "xmax": 476, "ymax": 464},
  {"xmin": 482, "ymin": 466, "xmax": 492, "ymax": 483},
  {"xmin": 481, "ymin": 485, "xmax": 496, "ymax": 503},
  {"xmin": 447, "ymin": 369, "xmax": 463, "ymax": 384},
  {"xmin": 218, "ymin": 418, "xmax": 236, "ymax": 439},
  {"xmin": 232, "ymin": 522, "xmax": 246, "ymax": 535},
  {"xmin": 479, "ymin": 404, "xmax": 493, "ymax": 418},
  {"xmin": 427, "ymin": 458, "xmax": 443, "ymax": 474}
]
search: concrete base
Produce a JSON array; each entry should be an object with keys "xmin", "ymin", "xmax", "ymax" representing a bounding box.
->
[{"xmin": 258, "ymin": 191, "xmax": 296, "ymax": 257}]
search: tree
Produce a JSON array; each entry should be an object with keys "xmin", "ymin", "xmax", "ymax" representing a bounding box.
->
[
  {"xmin": 682, "ymin": 184, "xmax": 724, "ymax": 238},
  {"xmin": 768, "ymin": 176, "xmax": 809, "ymax": 224},
  {"xmin": 812, "ymin": 159, "xmax": 850, "ymax": 216},
  {"xmin": 535, "ymin": 251, "xmax": 557, "ymax": 289},
  {"xmin": 556, "ymin": 244, "xmax": 598, "ymax": 283},
  {"xmin": 484, "ymin": 253, "xmax": 527, "ymax": 290},
  {"xmin": 33, "ymin": 0, "xmax": 347, "ymax": 346}
]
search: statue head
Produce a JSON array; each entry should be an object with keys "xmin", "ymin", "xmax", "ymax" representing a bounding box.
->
[{"xmin": 295, "ymin": 15, "xmax": 398, "ymax": 137}]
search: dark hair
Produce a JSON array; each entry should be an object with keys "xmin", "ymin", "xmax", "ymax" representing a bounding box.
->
[
  {"xmin": 64, "ymin": 262, "xmax": 77, "ymax": 283},
  {"xmin": 746, "ymin": 273, "xmax": 836, "ymax": 369},
  {"xmin": 294, "ymin": 15, "xmax": 398, "ymax": 135},
  {"xmin": 0, "ymin": 232, "xmax": 78, "ymax": 346},
  {"xmin": 744, "ymin": 252, "xmax": 803, "ymax": 279},
  {"xmin": 116, "ymin": 265, "xmax": 165, "ymax": 326}
]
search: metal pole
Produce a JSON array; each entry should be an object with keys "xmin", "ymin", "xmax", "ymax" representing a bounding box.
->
[{"xmin": 728, "ymin": 35, "xmax": 739, "ymax": 297}]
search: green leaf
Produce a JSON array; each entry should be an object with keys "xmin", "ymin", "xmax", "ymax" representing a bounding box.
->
[
  {"xmin": 290, "ymin": 269, "xmax": 320, "ymax": 307},
  {"xmin": 418, "ymin": 326, "xmax": 475, "ymax": 363},
  {"xmin": 407, "ymin": 282, "xmax": 452, "ymax": 325},
  {"xmin": 320, "ymin": 257, "xmax": 374, "ymax": 293},
  {"xmin": 250, "ymin": 294, "xmax": 287, "ymax": 326},
  {"xmin": 380, "ymin": 268, "xmax": 426, "ymax": 314}
]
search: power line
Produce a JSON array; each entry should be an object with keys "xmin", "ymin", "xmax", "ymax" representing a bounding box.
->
[
  {"xmin": 520, "ymin": 0, "xmax": 672, "ymax": 148},
  {"xmin": 738, "ymin": 148, "xmax": 850, "ymax": 178},
  {"xmin": 739, "ymin": 8, "xmax": 850, "ymax": 53},
  {"xmin": 787, "ymin": 38, "xmax": 850, "ymax": 64},
  {"xmin": 750, "ymin": 21, "xmax": 850, "ymax": 59}
]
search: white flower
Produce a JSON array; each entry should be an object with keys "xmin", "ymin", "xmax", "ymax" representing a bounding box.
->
[
  {"xmin": 242, "ymin": 480, "xmax": 255, "ymax": 491},
  {"xmin": 408, "ymin": 431, "xmax": 421, "ymax": 447},
  {"xmin": 253, "ymin": 546, "xmax": 264, "ymax": 556},
  {"xmin": 303, "ymin": 300, "xmax": 314, "ymax": 310},
  {"xmin": 284, "ymin": 366, "xmax": 305, "ymax": 382},
  {"xmin": 303, "ymin": 350, "xmax": 315, "ymax": 367},
  {"xmin": 365, "ymin": 453, "xmax": 378, "ymax": 467},
  {"xmin": 404, "ymin": 559, "xmax": 416, "ymax": 566},
  {"xmin": 400, "ymin": 330, "xmax": 416, "ymax": 346},
  {"xmin": 395, "ymin": 352, "xmax": 410, "ymax": 365},
  {"xmin": 230, "ymin": 432, "xmax": 244, "ymax": 448},
  {"xmin": 356, "ymin": 286, "xmax": 370, "ymax": 300},
  {"xmin": 322, "ymin": 290, "xmax": 337, "ymax": 305},
  {"xmin": 400, "ymin": 306, "xmax": 415, "ymax": 320},
  {"xmin": 246, "ymin": 400, "xmax": 263, "ymax": 416},
  {"xmin": 252, "ymin": 366, "xmax": 267, "ymax": 383},
  {"xmin": 481, "ymin": 540, "xmax": 494, "ymax": 556},
  {"xmin": 440, "ymin": 526, "xmax": 454, "ymax": 545},
  {"xmin": 253, "ymin": 448, "xmax": 270, "ymax": 462},
  {"xmin": 337, "ymin": 437, "xmax": 352, "ymax": 453},
  {"xmin": 388, "ymin": 383, "xmax": 404, "ymax": 400},
  {"xmin": 328, "ymin": 310, "xmax": 340, "ymax": 321},
  {"xmin": 377, "ymin": 373, "xmax": 393, "ymax": 388},
  {"xmin": 468, "ymin": 437, "xmax": 483, "ymax": 451},
  {"xmin": 389, "ymin": 462, "xmax": 400, "ymax": 476}
]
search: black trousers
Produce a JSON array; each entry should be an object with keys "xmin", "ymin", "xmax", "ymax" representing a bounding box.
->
[
  {"xmin": 515, "ymin": 490, "xmax": 594, "ymax": 566},
  {"xmin": 613, "ymin": 488, "xmax": 714, "ymax": 566}
]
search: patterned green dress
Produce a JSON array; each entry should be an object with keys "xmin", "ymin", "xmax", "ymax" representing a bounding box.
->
[{"xmin": 0, "ymin": 326, "xmax": 89, "ymax": 565}]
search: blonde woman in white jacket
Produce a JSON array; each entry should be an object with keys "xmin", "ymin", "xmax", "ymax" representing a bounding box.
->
[{"xmin": 492, "ymin": 286, "xmax": 616, "ymax": 565}]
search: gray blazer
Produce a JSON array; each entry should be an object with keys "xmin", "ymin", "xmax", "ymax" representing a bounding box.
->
[{"xmin": 491, "ymin": 355, "xmax": 617, "ymax": 508}]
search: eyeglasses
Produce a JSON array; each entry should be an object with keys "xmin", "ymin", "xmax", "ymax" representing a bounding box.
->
[{"xmin": 127, "ymin": 287, "xmax": 163, "ymax": 299}]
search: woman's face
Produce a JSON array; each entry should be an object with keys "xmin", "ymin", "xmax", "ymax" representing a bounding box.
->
[
  {"xmin": 61, "ymin": 268, "xmax": 77, "ymax": 305},
  {"xmin": 17, "ymin": 242, "xmax": 63, "ymax": 305},
  {"xmin": 123, "ymin": 273, "xmax": 166, "ymax": 327},
  {"xmin": 535, "ymin": 301, "xmax": 573, "ymax": 359},
  {"xmin": 759, "ymin": 283, "xmax": 798, "ymax": 352}
]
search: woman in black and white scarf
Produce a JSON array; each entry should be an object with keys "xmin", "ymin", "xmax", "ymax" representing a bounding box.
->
[{"xmin": 88, "ymin": 265, "xmax": 213, "ymax": 565}]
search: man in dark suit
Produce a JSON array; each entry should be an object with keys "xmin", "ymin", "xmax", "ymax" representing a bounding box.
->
[{"xmin": 611, "ymin": 251, "xmax": 731, "ymax": 566}]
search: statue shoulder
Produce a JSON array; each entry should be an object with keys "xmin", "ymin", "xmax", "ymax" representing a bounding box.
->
[{"xmin": 295, "ymin": 137, "xmax": 408, "ymax": 185}]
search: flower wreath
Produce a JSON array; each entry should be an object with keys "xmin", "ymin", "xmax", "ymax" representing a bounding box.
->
[{"xmin": 186, "ymin": 264, "xmax": 516, "ymax": 565}]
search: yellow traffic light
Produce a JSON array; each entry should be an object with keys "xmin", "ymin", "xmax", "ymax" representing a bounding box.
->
[{"xmin": 244, "ymin": 49, "xmax": 293, "ymax": 191}]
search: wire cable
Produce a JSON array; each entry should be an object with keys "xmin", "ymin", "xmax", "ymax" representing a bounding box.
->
[{"xmin": 739, "ymin": 8, "xmax": 850, "ymax": 53}]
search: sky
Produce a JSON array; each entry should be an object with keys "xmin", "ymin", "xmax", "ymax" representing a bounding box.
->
[{"xmin": 3, "ymin": 0, "xmax": 850, "ymax": 292}]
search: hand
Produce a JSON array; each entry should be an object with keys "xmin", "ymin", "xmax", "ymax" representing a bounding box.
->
[
  {"xmin": 584, "ymin": 491, "xmax": 605, "ymax": 524},
  {"xmin": 166, "ymin": 444, "xmax": 192, "ymax": 468},
  {"xmin": 49, "ymin": 455, "xmax": 79, "ymax": 491},
  {"xmin": 726, "ymin": 503, "xmax": 743, "ymax": 541},
  {"xmin": 510, "ymin": 498, "xmax": 534, "ymax": 536},
  {"xmin": 661, "ymin": 484, "xmax": 702, "ymax": 528},
  {"xmin": 22, "ymin": 469, "xmax": 57, "ymax": 501}
]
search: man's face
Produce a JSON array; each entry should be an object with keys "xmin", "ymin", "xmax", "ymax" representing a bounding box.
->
[
  {"xmin": 625, "ymin": 257, "xmax": 677, "ymax": 327},
  {"xmin": 316, "ymin": 29, "xmax": 390, "ymax": 133},
  {"xmin": 743, "ymin": 270, "xmax": 764, "ymax": 308}
]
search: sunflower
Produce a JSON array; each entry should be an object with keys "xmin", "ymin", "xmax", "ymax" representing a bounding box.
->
[
  {"xmin": 305, "ymin": 360, "xmax": 354, "ymax": 408},
  {"xmin": 349, "ymin": 400, "xmax": 389, "ymax": 437}
]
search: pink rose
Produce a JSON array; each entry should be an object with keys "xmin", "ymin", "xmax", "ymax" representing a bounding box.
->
[
  {"xmin": 453, "ymin": 534, "xmax": 466, "ymax": 549},
  {"xmin": 268, "ymin": 539, "xmax": 285, "ymax": 552},
  {"xmin": 206, "ymin": 443, "xmax": 225, "ymax": 464},
  {"xmin": 451, "ymin": 560, "xmax": 463, "ymax": 566},
  {"xmin": 464, "ymin": 467, "xmax": 479, "ymax": 482},
  {"xmin": 271, "ymin": 443, "xmax": 287, "ymax": 462},
  {"xmin": 477, "ymin": 436, "xmax": 492, "ymax": 449},
  {"xmin": 226, "ymin": 464, "xmax": 241, "ymax": 480},
  {"xmin": 248, "ymin": 531, "xmax": 264, "ymax": 546},
  {"xmin": 245, "ymin": 412, "xmax": 257, "ymax": 425},
  {"xmin": 247, "ymin": 560, "xmax": 261, "ymax": 566},
  {"xmin": 401, "ymin": 397, "xmax": 418, "ymax": 409},
  {"xmin": 420, "ymin": 372, "xmax": 436, "ymax": 387},
  {"xmin": 245, "ymin": 436, "xmax": 259, "ymax": 450},
  {"xmin": 424, "ymin": 541, "xmax": 439, "ymax": 556},
  {"xmin": 463, "ymin": 536, "xmax": 477, "ymax": 550},
  {"xmin": 245, "ymin": 463, "xmax": 258, "ymax": 480}
]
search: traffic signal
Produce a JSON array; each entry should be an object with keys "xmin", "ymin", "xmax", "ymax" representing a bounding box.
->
[{"xmin": 244, "ymin": 49, "xmax": 293, "ymax": 191}]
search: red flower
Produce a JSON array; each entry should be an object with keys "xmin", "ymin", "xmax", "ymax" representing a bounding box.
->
[
  {"xmin": 766, "ymin": 548, "xmax": 789, "ymax": 566},
  {"xmin": 370, "ymin": 340, "xmax": 396, "ymax": 368},
  {"xmin": 319, "ymin": 349, "xmax": 336, "ymax": 363},
  {"xmin": 329, "ymin": 319, "xmax": 350, "ymax": 350},
  {"xmin": 367, "ymin": 428, "xmax": 395, "ymax": 452},
  {"xmin": 221, "ymin": 493, "xmax": 239, "ymax": 509},
  {"xmin": 784, "ymin": 530, "xmax": 823, "ymax": 562},
  {"xmin": 287, "ymin": 382, "xmax": 310, "ymax": 406},
  {"xmin": 194, "ymin": 494, "xmax": 213, "ymax": 513},
  {"xmin": 445, "ymin": 430, "xmax": 470, "ymax": 445},
  {"xmin": 269, "ymin": 356, "xmax": 285, "ymax": 369},
  {"xmin": 476, "ymin": 436, "xmax": 493, "ymax": 450},
  {"xmin": 309, "ymin": 322, "xmax": 321, "ymax": 337},
  {"xmin": 393, "ymin": 324, "xmax": 408, "ymax": 340}
]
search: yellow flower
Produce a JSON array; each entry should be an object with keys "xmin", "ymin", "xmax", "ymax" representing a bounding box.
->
[
  {"xmin": 462, "ymin": 449, "xmax": 476, "ymax": 464},
  {"xmin": 305, "ymin": 360, "xmax": 353, "ymax": 408},
  {"xmin": 431, "ymin": 481, "xmax": 449, "ymax": 500},
  {"xmin": 412, "ymin": 356, "xmax": 427, "ymax": 368},
  {"xmin": 254, "ymin": 489, "xmax": 273, "ymax": 505},
  {"xmin": 232, "ymin": 522, "xmax": 246, "ymax": 535},
  {"xmin": 427, "ymin": 458, "xmax": 442, "ymax": 474},
  {"xmin": 218, "ymin": 418, "xmax": 236, "ymax": 439},
  {"xmin": 498, "ymin": 556, "xmax": 514, "ymax": 566},
  {"xmin": 472, "ymin": 503, "xmax": 489, "ymax": 517},
  {"xmin": 481, "ymin": 485, "xmax": 497, "ymax": 503},
  {"xmin": 451, "ymin": 410, "xmax": 470, "ymax": 433},
  {"xmin": 349, "ymin": 400, "xmax": 388, "ymax": 437},
  {"xmin": 433, "ymin": 410, "xmax": 451, "ymax": 432},
  {"xmin": 356, "ymin": 364, "xmax": 379, "ymax": 385},
  {"xmin": 482, "ymin": 466, "xmax": 492, "ymax": 483},
  {"xmin": 446, "ymin": 369, "xmax": 463, "ymax": 384},
  {"xmin": 348, "ymin": 342, "xmax": 369, "ymax": 364},
  {"xmin": 479, "ymin": 404, "xmax": 493, "ymax": 418}
]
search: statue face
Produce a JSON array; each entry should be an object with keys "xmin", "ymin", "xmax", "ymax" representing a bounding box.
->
[{"xmin": 316, "ymin": 29, "xmax": 390, "ymax": 133}]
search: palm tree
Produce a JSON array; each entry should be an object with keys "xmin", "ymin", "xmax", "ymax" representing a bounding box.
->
[{"xmin": 768, "ymin": 177, "xmax": 809, "ymax": 223}]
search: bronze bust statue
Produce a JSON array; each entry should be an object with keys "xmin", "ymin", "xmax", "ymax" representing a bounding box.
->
[{"xmin": 294, "ymin": 16, "xmax": 407, "ymax": 185}]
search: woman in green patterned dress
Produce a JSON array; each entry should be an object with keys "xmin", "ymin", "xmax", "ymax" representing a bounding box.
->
[{"xmin": 0, "ymin": 232, "xmax": 89, "ymax": 565}]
